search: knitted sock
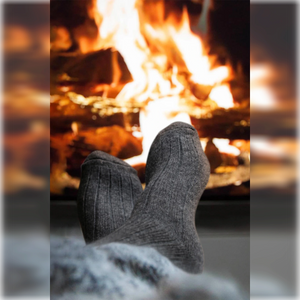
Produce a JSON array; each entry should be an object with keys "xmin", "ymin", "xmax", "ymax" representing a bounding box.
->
[
  {"xmin": 91, "ymin": 122, "xmax": 210, "ymax": 273},
  {"xmin": 77, "ymin": 151, "xmax": 143, "ymax": 244}
]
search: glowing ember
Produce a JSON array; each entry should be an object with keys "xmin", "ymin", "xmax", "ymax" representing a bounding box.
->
[
  {"xmin": 71, "ymin": 122, "xmax": 79, "ymax": 136},
  {"xmin": 212, "ymin": 138, "xmax": 240, "ymax": 156},
  {"xmin": 209, "ymin": 84, "xmax": 234, "ymax": 109}
]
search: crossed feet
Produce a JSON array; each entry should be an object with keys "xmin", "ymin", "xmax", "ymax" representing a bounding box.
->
[{"xmin": 77, "ymin": 122, "xmax": 210, "ymax": 274}]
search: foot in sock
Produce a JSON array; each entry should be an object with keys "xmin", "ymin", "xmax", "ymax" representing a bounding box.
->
[
  {"xmin": 77, "ymin": 151, "xmax": 143, "ymax": 244},
  {"xmin": 91, "ymin": 122, "xmax": 210, "ymax": 273}
]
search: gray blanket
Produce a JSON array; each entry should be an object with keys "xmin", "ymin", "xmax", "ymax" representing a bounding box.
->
[{"xmin": 51, "ymin": 236, "xmax": 247, "ymax": 300}]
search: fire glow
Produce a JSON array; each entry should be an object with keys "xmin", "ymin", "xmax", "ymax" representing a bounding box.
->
[
  {"xmin": 85, "ymin": 0, "xmax": 235, "ymax": 164},
  {"xmin": 49, "ymin": 0, "xmax": 252, "ymax": 196}
]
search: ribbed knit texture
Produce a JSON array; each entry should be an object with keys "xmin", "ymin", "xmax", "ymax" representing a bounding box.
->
[
  {"xmin": 91, "ymin": 122, "xmax": 210, "ymax": 273},
  {"xmin": 77, "ymin": 151, "xmax": 143, "ymax": 244}
]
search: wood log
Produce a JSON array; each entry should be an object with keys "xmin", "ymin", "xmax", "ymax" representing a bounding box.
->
[
  {"xmin": 50, "ymin": 125, "xmax": 143, "ymax": 178},
  {"xmin": 190, "ymin": 82, "xmax": 213, "ymax": 101},
  {"xmin": 50, "ymin": 98, "xmax": 140, "ymax": 134},
  {"xmin": 50, "ymin": 49, "xmax": 132, "ymax": 96},
  {"xmin": 204, "ymin": 140, "xmax": 222, "ymax": 172},
  {"xmin": 191, "ymin": 107, "xmax": 250, "ymax": 140}
]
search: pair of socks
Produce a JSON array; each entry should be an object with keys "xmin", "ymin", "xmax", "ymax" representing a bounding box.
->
[{"xmin": 77, "ymin": 122, "xmax": 210, "ymax": 273}]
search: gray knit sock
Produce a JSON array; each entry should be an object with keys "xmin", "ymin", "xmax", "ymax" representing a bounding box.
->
[
  {"xmin": 91, "ymin": 122, "xmax": 210, "ymax": 273},
  {"xmin": 77, "ymin": 151, "xmax": 143, "ymax": 244}
]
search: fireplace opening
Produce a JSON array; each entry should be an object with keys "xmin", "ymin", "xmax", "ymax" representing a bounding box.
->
[{"xmin": 50, "ymin": 0, "xmax": 250, "ymax": 200}]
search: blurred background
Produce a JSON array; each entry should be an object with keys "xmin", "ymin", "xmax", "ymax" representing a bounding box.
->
[
  {"xmin": 3, "ymin": 3, "xmax": 49, "ymax": 208},
  {"xmin": 250, "ymin": 1, "xmax": 300, "ymax": 201},
  {"xmin": 250, "ymin": 2, "xmax": 298, "ymax": 297},
  {"xmin": 2, "ymin": 2, "xmax": 50, "ymax": 297}
]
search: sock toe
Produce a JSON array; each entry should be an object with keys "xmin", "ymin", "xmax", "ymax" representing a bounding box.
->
[
  {"xmin": 78, "ymin": 151, "xmax": 142, "ymax": 244},
  {"xmin": 145, "ymin": 122, "xmax": 205, "ymax": 185},
  {"xmin": 157, "ymin": 122, "xmax": 197, "ymax": 136},
  {"xmin": 83, "ymin": 151, "xmax": 137, "ymax": 175}
]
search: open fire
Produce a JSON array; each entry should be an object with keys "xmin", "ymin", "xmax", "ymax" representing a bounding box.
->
[{"xmin": 50, "ymin": 0, "xmax": 250, "ymax": 196}]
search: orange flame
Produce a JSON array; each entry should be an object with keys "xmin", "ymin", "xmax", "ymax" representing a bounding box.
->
[
  {"xmin": 94, "ymin": 0, "xmax": 235, "ymax": 165},
  {"xmin": 213, "ymin": 138, "xmax": 240, "ymax": 156},
  {"xmin": 95, "ymin": 0, "xmax": 232, "ymax": 104},
  {"xmin": 209, "ymin": 84, "xmax": 234, "ymax": 109},
  {"xmin": 167, "ymin": 7, "xmax": 230, "ymax": 86}
]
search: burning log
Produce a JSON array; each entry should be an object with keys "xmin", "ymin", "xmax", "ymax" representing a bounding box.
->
[
  {"xmin": 50, "ymin": 125, "xmax": 143, "ymax": 194},
  {"xmin": 50, "ymin": 95, "xmax": 140, "ymax": 134},
  {"xmin": 51, "ymin": 125, "xmax": 142, "ymax": 161},
  {"xmin": 191, "ymin": 108, "xmax": 250, "ymax": 140},
  {"xmin": 204, "ymin": 140, "xmax": 222, "ymax": 172},
  {"xmin": 220, "ymin": 153, "xmax": 239, "ymax": 168},
  {"xmin": 51, "ymin": 49, "xmax": 132, "ymax": 96},
  {"xmin": 51, "ymin": 125, "xmax": 142, "ymax": 175},
  {"xmin": 79, "ymin": 126, "xmax": 142, "ymax": 158},
  {"xmin": 190, "ymin": 82, "xmax": 213, "ymax": 100},
  {"xmin": 204, "ymin": 139, "xmax": 240, "ymax": 173}
]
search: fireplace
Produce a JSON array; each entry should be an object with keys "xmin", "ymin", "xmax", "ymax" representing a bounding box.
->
[{"xmin": 50, "ymin": 0, "xmax": 250, "ymax": 200}]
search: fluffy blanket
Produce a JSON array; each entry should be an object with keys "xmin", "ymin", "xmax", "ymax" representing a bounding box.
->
[{"xmin": 51, "ymin": 236, "xmax": 247, "ymax": 300}]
